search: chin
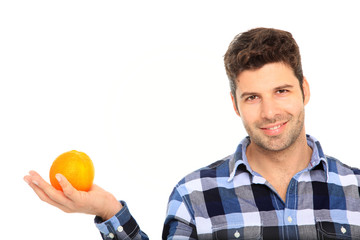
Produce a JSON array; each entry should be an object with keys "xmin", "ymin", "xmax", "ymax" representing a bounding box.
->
[{"xmin": 251, "ymin": 132, "xmax": 301, "ymax": 152}]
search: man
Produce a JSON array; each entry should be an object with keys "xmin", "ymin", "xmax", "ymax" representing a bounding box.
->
[{"xmin": 24, "ymin": 28, "xmax": 360, "ymax": 239}]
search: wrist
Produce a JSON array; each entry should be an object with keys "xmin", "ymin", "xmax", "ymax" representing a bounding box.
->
[{"xmin": 98, "ymin": 196, "xmax": 123, "ymax": 221}]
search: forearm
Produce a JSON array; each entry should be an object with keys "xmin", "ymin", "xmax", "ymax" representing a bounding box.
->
[
  {"xmin": 95, "ymin": 186, "xmax": 197, "ymax": 240},
  {"xmin": 95, "ymin": 201, "xmax": 149, "ymax": 240}
]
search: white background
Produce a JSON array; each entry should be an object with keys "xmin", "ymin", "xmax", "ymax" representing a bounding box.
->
[{"xmin": 1, "ymin": 1, "xmax": 359, "ymax": 239}]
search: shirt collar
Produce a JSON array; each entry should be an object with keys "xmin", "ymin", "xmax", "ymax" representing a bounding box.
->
[
  {"xmin": 228, "ymin": 135, "xmax": 329, "ymax": 182},
  {"xmin": 306, "ymin": 135, "xmax": 329, "ymax": 181}
]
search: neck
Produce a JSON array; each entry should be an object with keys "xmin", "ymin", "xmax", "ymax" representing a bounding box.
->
[
  {"xmin": 246, "ymin": 132, "xmax": 312, "ymax": 202},
  {"xmin": 246, "ymin": 132, "xmax": 312, "ymax": 180}
]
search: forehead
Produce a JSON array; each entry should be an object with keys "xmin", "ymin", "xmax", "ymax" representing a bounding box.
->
[{"xmin": 236, "ymin": 62, "xmax": 299, "ymax": 93}]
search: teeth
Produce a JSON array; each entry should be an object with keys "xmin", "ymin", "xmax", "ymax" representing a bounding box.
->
[{"xmin": 268, "ymin": 124, "xmax": 282, "ymax": 130}]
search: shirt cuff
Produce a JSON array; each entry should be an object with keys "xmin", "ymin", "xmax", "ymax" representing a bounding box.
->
[{"xmin": 94, "ymin": 201, "xmax": 140, "ymax": 239}]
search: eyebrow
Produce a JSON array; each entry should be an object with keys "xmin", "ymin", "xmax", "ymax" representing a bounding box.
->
[
  {"xmin": 274, "ymin": 84, "xmax": 294, "ymax": 91},
  {"xmin": 240, "ymin": 84, "xmax": 294, "ymax": 99}
]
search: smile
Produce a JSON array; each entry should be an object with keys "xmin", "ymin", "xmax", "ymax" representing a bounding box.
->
[
  {"xmin": 266, "ymin": 123, "xmax": 285, "ymax": 130},
  {"xmin": 260, "ymin": 121, "xmax": 288, "ymax": 136}
]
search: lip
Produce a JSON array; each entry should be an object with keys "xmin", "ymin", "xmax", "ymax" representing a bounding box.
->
[{"xmin": 260, "ymin": 121, "xmax": 288, "ymax": 136}]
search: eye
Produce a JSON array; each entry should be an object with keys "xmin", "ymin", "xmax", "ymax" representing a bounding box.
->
[
  {"xmin": 276, "ymin": 89, "xmax": 289, "ymax": 94},
  {"xmin": 245, "ymin": 95, "xmax": 259, "ymax": 102}
]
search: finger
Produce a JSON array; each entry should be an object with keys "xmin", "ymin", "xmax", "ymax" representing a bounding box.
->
[
  {"xmin": 23, "ymin": 175, "xmax": 32, "ymax": 185},
  {"xmin": 55, "ymin": 174, "xmax": 99, "ymax": 214},
  {"xmin": 28, "ymin": 171, "xmax": 74, "ymax": 209},
  {"xmin": 24, "ymin": 173, "xmax": 73, "ymax": 213},
  {"xmin": 55, "ymin": 173, "xmax": 79, "ymax": 201}
]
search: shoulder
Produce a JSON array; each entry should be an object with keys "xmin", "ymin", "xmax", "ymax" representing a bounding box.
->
[
  {"xmin": 174, "ymin": 154, "xmax": 234, "ymax": 192},
  {"xmin": 181, "ymin": 155, "xmax": 232, "ymax": 182},
  {"xmin": 326, "ymin": 155, "xmax": 360, "ymax": 176}
]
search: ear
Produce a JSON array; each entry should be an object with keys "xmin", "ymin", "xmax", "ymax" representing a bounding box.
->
[
  {"xmin": 231, "ymin": 92, "xmax": 241, "ymax": 117},
  {"xmin": 302, "ymin": 77, "xmax": 310, "ymax": 106}
]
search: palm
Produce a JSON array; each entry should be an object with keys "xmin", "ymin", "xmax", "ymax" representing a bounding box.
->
[{"xmin": 24, "ymin": 171, "xmax": 122, "ymax": 220}]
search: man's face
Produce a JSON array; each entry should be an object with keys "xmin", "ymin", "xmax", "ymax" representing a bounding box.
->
[{"xmin": 231, "ymin": 62, "xmax": 310, "ymax": 152}]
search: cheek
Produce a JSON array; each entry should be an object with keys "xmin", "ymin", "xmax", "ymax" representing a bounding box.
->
[
  {"xmin": 281, "ymin": 99, "xmax": 304, "ymax": 116},
  {"xmin": 238, "ymin": 105, "xmax": 260, "ymax": 125}
]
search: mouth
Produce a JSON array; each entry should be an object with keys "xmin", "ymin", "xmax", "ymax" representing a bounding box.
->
[
  {"xmin": 260, "ymin": 121, "xmax": 288, "ymax": 136},
  {"xmin": 262, "ymin": 122, "xmax": 286, "ymax": 130}
]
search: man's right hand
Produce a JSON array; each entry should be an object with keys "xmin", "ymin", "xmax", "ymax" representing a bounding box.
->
[{"xmin": 24, "ymin": 170, "xmax": 122, "ymax": 221}]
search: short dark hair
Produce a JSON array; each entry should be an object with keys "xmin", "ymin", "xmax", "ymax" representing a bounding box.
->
[{"xmin": 224, "ymin": 27, "xmax": 304, "ymax": 108}]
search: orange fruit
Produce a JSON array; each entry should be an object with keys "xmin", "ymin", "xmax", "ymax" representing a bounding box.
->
[{"xmin": 49, "ymin": 150, "xmax": 95, "ymax": 192}]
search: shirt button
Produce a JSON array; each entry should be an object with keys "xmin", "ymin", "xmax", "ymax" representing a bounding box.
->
[
  {"xmin": 341, "ymin": 226, "xmax": 347, "ymax": 234},
  {"xmin": 287, "ymin": 216, "xmax": 293, "ymax": 223},
  {"xmin": 234, "ymin": 230, "xmax": 241, "ymax": 238},
  {"xmin": 117, "ymin": 226, "xmax": 124, "ymax": 232},
  {"xmin": 108, "ymin": 233, "xmax": 114, "ymax": 239}
]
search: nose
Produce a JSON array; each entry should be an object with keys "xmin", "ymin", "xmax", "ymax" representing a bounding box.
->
[{"xmin": 260, "ymin": 98, "xmax": 281, "ymax": 121}]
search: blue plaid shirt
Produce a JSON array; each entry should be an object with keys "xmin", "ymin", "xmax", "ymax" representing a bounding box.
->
[{"xmin": 95, "ymin": 135, "xmax": 360, "ymax": 239}]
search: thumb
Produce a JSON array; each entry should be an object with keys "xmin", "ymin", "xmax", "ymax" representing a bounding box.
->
[{"xmin": 56, "ymin": 174, "xmax": 77, "ymax": 199}]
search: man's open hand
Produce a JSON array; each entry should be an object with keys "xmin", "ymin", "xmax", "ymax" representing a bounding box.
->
[{"xmin": 24, "ymin": 170, "xmax": 122, "ymax": 221}]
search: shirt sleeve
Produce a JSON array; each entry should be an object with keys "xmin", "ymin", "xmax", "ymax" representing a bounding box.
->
[
  {"xmin": 162, "ymin": 186, "xmax": 198, "ymax": 239},
  {"xmin": 94, "ymin": 201, "xmax": 149, "ymax": 240}
]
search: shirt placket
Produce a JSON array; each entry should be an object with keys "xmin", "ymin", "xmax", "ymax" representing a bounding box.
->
[{"xmin": 283, "ymin": 178, "xmax": 299, "ymax": 239}]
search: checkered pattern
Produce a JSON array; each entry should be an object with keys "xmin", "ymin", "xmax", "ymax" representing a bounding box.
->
[
  {"xmin": 96, "ymin": 135, "xmax": 360, "ymax": 239},
  {"xmin": 95, "ymin": 201, "xmax": 149, "ymax": 239},
  {"xmin": 162, "ymin": 135, "xmax": 360, "ymax": 239}
]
